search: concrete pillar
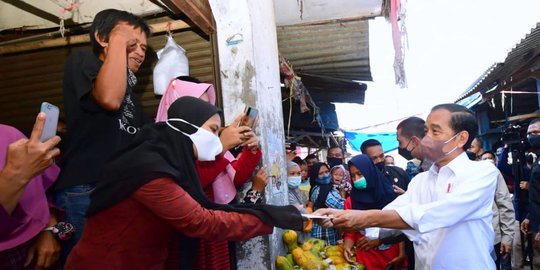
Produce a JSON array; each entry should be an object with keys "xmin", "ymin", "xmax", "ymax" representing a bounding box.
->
[
  {"xmin": 536, "ymin": 79, "xmax": 540, "ymax": 110},
  {"xmin": 208, "ymin": 1, "xmax": 288, "ymax": 269}
]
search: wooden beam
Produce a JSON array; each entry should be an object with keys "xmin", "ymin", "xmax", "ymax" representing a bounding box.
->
[
  {"xmin": 161, "ymin": 0, "xmax": 215, "ymax": 35},
  {"xmin": 491, "ymin": 111, "xmax": 540, "ymax": 124},
  {"xmin": 0, "ymin": 20, "xmax": 190, "ymax": 55}
]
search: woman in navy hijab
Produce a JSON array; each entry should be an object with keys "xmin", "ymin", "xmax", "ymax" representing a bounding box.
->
[{"xmin": 343, "ymin": 155, "xmax": 406, "ymax": 269}]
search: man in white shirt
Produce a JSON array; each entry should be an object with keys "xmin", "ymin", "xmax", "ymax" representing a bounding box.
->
[{"xmin": 315, "ymin": 103, "xmax": 499, "ymax": 269}]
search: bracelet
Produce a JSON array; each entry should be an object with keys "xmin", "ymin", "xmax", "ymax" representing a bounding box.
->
[
  {"xmin": 245, "ymin": 189, "xmax": 262, "ymax": 203},
  {"xmin": 44, "ymin": 222, "xmax": 75, "ymax": 241}
]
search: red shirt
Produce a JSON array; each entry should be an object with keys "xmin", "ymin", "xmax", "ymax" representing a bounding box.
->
[
  {"xmin": 65, "ymin": 178, "xmax": 272, "ymax": 270},
  {"xmin": 343, "ymin": 198, "xmax": 402, "ymax": 270},
  {"xmin": 194, "ymin": 147, "xmax": 262, "ymax": 269},
  {"xmin": 196, "ymin": 147, "xmax": 262, "ymax": 199}
]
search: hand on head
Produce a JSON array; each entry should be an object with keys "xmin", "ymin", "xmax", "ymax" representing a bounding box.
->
[{"xmin": 108, "ymin": 23, "xmax": 140, "ymax": 50}]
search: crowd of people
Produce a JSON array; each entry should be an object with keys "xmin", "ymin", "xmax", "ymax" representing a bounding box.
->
[
  {"xmin": 1, "ymin": 8, "xmax": 540, "ymax": 270},
  {"xmin": 0, "ymin": 9, "xmax": 304, "ymax": 270}
]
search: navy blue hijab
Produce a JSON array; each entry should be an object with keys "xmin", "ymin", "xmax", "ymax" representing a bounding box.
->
[
  {"xmin": 348, "ymin": 155, "xmax": 396, "ymax": 210},
  {"xmin": 308, "ymin": 163, "xmax": 330, "ymax": 196},
  {"xmin": 308, "ymin": 162, "xmax": 333, "ymax": 209}
]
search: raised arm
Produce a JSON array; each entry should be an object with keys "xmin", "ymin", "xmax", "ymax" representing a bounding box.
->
[{"xmin": 92, "ymin": 23, "xmax": 138, "ymax": 110}]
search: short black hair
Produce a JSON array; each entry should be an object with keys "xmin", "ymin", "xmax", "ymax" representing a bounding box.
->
[
  {"xmin": 397, "ymin": 116, "xmax": 426, "ymax": 139},
  {"xmin": 474, "ymin": 136, "xmax": 483, "ymax": 145},
  {"xmin": 384, "ymin": 155, "xmax": 394, "ymax": 160},
  {"xmin": 327, "ymin": 146, "xmax": 343, "ymax": 155},
  {"xmin": 304, "ymin": 154, "xmax": 317, "ymax": 161},
  {"xmin": 431, "ymin": 103, "xmax": 477, "ymax": 150},
  {"xmin": 292, "ymin": 156, "xmax": 306, "ymax": 165},
  {"xmin": 360, "ymin": 139, "xmax": 381, "ymax": 154},
  {"xmin": 480, "ymin": 150, "xmax": 495, "ymax": 159},
  {"xmin": 90, "ymin": 9, "xmax": 152, "ymax": 56},
  {"xmin": 530, "ymin": 118, "xmax": 540, "ymax": 126}
]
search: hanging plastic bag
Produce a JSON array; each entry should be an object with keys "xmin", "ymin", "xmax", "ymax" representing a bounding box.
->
[{"xmin": 153, "ymin": 35, "xmax": 189, "ymax": 95}]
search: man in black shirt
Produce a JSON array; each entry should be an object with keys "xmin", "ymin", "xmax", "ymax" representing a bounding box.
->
[
  {"xmin": 53, "ymin": 9, "xmax": 152, "ymax": 262},
  {"xmin": 520, "ymin": 118, "xmax": 540, "ymax": 269},
  {"xmin": 360, "ymin": 139, "xmax": 410, "ymax": 195},
  {"xmin": 327, "ymin": 145, "xmax": 346, "ymax": 168},
  {"xmin": 396, "ymin": 116, "xmax": 432, "ymax": 171}
]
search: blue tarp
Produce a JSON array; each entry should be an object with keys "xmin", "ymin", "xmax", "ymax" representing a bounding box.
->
[{"xmin": 344, "ymin": 131, "xmax": 398, "ymax": 153}]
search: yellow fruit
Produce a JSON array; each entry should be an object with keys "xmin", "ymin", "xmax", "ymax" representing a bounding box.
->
[
  {"xmin": 328, "ymin": 256, "xmax": 346, "ymax": 265},
  {"xmin": 283, "ymin": 230, "xmax": 299, "ymax": 252},
  {"xmin": 301, "ymin": 241, "xmax": 314, "ymax": 251},
  {"xmin": 325, "ymin": 250, "xmax": 343, "ymax": 258},
  {"xmin": 286, "ymin": 254, "xmax": 294, "ymax": 266},
  {"xmin": 304, "ymin": 250, "xmax": 329, "ymax": 269},
  {"xmin": 307, "ymin": 238, "xmax": 326, "ymax": 256},
  {"xmin": 325, "ymin": 245, "xmax": 344, "ymax": 253},
  {"xmin": 292, "ymin": 248, "xmax": 309, "ymax": 267},
  {"xmin": 292, "ymin": 247, "xmax": 328, "ymax": 270},
  {"xmin": 334, "ymin": 263, "xmax": 351, "ymax": 270},
  {"xmin": 276, "ymin": 256, "xmax": 294, "ymax": 270}
]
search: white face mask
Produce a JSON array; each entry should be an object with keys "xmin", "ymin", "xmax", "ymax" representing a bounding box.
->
[
  {"xmin": 166, "ymin": 118, "xmax": 223, "ymax": 161},
  {"xmin": 484, "ymin": 159, "xmax": 495, "ymax": 165},
  {"xmin": 287, "ymin": 176, "xmax": 302, "ymax": 188}
]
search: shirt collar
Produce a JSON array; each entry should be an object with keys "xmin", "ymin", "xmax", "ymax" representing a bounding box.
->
[{"xmin": 429, "ymin": 151, "xmax": 469, "ymax": 176}]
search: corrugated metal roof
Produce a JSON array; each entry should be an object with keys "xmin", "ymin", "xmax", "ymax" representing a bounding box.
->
[
  {"xmin": 277, "ymin": 20, "xmax": 371, "ymax": 82},
  {"xmin": 455, "ymin": 63, "xmax": 502, "ymax": 102},
  {"xmin": 455, "ymin": 22, "xmax": 540, "ymax": 103}
]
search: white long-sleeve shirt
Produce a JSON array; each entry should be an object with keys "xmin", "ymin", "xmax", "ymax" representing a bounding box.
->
[{"xmin": 384, "ymin": 152, "xmax": 498, "ymax": 269}]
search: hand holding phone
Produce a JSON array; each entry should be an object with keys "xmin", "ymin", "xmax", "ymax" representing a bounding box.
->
[
  {"xmin": 39, "ymin": 102, "xmax": 60, "ymax": 142},
  {"xmin": 239, "ymin": 106, "xmax": 258, "ymax": 128}
]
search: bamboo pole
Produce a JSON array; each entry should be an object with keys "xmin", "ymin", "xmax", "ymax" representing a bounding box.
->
[
  {"xmin": 0, "ymin": 20, "xmax": 190, "ymax": 55},
  {"xmin": 491, "ymin": 111, "xmax": 540, "ymax": 123}
]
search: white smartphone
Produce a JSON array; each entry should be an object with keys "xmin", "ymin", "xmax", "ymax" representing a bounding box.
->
[{"xmin": 40, "ymin": 102, "xmax": 59, "ymax": 142}]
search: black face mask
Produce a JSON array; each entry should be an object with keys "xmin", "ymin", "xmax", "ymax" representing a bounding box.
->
[
  {"xmin": 398, "ymin": 138, "xmax": 416, "ymax": 160},
  {"xmin": 398, "ymin": 147, "xmax": 414, "ymax": 160},
  {"xmin": 528, "ymin": 135, "xmax": 540, "ymax": 148},
  {"xmin": 327, "ymin": 157, "xmax": 343, "ymax": 167},
  {"xmin": 375, "ymin": 161, "xmax": 385, "ymax": 171}
]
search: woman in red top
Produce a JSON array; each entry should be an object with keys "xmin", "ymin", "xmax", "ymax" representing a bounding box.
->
[
  {"xmin": 65, "ymin": 97, "xmax": 302, "ymax": 270},
  {"xmin": 343, "ymin": 155, "xmax": 406, "ymax": 270},
  {"xmin": 155, "ymin": 76, "xmax": 264, "ymax": 269}
]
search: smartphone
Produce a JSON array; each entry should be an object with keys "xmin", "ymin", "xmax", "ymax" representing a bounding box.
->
[
  {"xmin": 40, "ymin": 102, "xmax": 60, "ymax": 142},
  {"xmin": 285, "ymin": 142, "xmax": 297, "ymax": 151},
  {"xmin": 239, "ymin": 106, "xmax": 258, "ymax": 128}
]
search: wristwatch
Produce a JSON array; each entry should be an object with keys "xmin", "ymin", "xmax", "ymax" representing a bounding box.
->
[{"xmin": 44, "ymin": 222, "xmax": 75, "ymax": 240}]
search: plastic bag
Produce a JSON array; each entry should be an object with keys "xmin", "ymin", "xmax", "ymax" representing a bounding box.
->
[{"xmin": 153, "ymin": 35, "xmax": 189, "ymax": 95}]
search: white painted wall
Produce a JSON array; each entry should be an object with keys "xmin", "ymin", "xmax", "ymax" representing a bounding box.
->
[{"xmin": 209, "ymin": 0, "xmax": 289, "ymax": 269}]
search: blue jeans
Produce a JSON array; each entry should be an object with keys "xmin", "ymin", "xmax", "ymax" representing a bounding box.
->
[{"xmin": 54, "ymin": 184, "xmax": 95, "ymax": 265}]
